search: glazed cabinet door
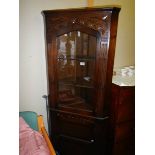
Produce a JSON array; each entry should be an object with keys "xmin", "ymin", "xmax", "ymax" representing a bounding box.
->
[
  {"xmin": 43, "ymin": 8, "xmax": 119, "ymax": 117},
  {"xmin": 57, "ymin": 31, "xmax": 97, "ymax": 116}
]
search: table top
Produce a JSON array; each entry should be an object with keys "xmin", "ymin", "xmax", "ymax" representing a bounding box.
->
[{"xmin": 112, "ymin": 66, "xmax": 135, "ymax": 86}]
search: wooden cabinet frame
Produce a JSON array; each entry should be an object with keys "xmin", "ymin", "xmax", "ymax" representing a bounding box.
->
[{"xmin": 42, "ymin": 7, "xmax": 121, "ymax": 155}]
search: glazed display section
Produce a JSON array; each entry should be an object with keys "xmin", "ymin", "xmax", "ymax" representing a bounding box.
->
[{"xmin": 57, "ymin": 31, "xmax": 96, "ymax": 115}]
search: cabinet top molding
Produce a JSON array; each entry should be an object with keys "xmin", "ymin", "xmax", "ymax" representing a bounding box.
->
[{"xmin": 42, "ymin": 6, "xmax": 121, "ymax": 14}]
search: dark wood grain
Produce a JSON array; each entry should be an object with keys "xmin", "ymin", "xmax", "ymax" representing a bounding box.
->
[
  {"xmin": 110, "ymin": 84, "xmax": 135, "ymax": 155},
  {"xmin": 42, "ymin": 7, "xmax": 122, "ymax": 155}
]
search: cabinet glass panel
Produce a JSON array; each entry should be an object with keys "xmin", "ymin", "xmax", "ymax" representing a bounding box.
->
[{"xmin": 57, "ymin": 31, "xmax": 96, "ymax": 114}]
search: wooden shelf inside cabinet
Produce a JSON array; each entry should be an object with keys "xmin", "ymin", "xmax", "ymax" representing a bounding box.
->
[
  {"xmin": 58, "ymin": 102, "xmax": 94, "ymax": 116},
  {"xmin": 59, "ymin": 80, "xmax": 94, "ymax": 89},
  {"xmin": 58, "ymin": 55, "xmax": 96, "ymax": 61}
]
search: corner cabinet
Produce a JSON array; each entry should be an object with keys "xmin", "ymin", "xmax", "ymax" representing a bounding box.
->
[{"xmin": 42, "ymin": 7, "xmax": 121, "ymax": 155}]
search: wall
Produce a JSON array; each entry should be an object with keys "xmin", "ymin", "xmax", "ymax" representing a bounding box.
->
[
  {"xmin": 19, "ymin": 0, "xmax": 87, "ymax": 130},
  {"xmin": 19, "ymin": 0, "xmax": 134, "ymax": 130},
  {"xmin": 94, "ymin": 0, "xmax": 135, "ymax": 68}
]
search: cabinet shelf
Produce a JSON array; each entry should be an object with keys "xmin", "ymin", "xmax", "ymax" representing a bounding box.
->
[
  {"xmin": 58, "ymin": 99, "xmax": 94, "ymax": 116},
  {"xmin": 58, "ymin": 55, "xmax": 95, "ymax": 61},
  {"xmin": 59, "ymin": 81, "xmax": 94, "ymax": 89}
]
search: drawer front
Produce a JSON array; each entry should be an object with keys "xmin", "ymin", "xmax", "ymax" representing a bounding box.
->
[
  {"xmin": 57, "ymin": 119, "xmax": 94, "ymax": 140},
  {"xmin": 115, "ymin": 121, "xmax": 135, "ymax": 143},
  {"xmin": 51, "ymin": 110, "xmax": 108, "ymax": 140},
  {"xmin": 51, "ymin": 111, "xmax": 95, "ymax": 140}
]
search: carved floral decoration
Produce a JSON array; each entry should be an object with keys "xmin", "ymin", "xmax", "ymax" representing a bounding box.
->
[{"xmin": 46, "ymin": 13, "xmax": 111, "ymax": 39}]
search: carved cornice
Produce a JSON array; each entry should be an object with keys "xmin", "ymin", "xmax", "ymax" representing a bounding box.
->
[
  {"xmin": 70, "ymin": 15, "xmax": 109, "ymax": 35},
  {"xmin": 46, "ymin": 13, "xmax": 111, "ymax": 39}
]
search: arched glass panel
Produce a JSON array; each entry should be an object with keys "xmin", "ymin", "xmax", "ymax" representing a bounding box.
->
[{"xmin": 56, "ymin": 31, "xmax": 97, "ymax": 114}]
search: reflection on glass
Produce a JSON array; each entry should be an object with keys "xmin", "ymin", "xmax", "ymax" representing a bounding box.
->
[{"xmin": 57, "ymin": 31, "xmax": 96, "ymax": 114}]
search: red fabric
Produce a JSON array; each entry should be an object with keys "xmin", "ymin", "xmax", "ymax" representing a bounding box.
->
[{"xmin": 19, "ymin": 117, "xmax": 50, "ymax": 155}]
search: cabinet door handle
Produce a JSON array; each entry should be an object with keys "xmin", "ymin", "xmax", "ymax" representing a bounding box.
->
[{"xmin": 90, "ymin": 139, "xmax": 94, "ymax": 143}]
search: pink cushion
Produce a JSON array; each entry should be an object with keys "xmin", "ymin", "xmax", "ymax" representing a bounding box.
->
[{"xmin": 19, "ymin": 117, "xmax": 50, "ymax": 155}]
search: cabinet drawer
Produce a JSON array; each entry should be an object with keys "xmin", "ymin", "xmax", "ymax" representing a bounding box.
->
[
  {"xmin": 115, "ymin": 121, "xmax": 134, "ymax": 143},
  {"xmin": 51, "ymin": 111, "xmax": 95, "ymax": 140},
  {"xmin": 51, "ymin": 110, "xmax": 108, "ymax": 142}
]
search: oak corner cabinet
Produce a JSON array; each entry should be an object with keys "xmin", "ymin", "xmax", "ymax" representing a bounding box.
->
[{"xmin": 42, "ymin": 7, "xmax": 122, "ymax": 155}]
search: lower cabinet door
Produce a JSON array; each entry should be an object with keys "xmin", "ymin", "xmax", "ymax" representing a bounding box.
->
[
  {"xmin": 57, "ymin": 134, "xmax": 96, "ymax": 155},
  {"xmin": 50, "ymin": 110, "xmax": 109, "ymax": 155}
]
